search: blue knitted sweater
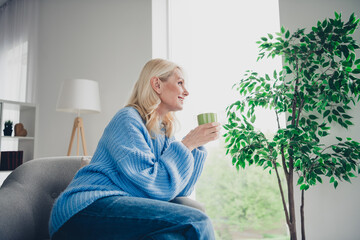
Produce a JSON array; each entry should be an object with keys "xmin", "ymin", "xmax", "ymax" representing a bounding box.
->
[{"xmin": 49, "ymin": 107, "xmax": 207, "ymax": 236}]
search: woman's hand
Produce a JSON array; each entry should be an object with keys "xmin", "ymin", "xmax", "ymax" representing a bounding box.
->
[{"xmin": 181, "ymin": 122, "xmax": 221, "ymax": 151}]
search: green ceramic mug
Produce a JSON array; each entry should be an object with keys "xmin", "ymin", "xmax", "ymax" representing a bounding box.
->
[{"xmin": 197, "ymin": 112, "xmax": 218, "ymax": 125}]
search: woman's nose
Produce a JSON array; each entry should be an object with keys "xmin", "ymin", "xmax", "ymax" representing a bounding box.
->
[{"xmin": 183, "ymin": 88, "xmax": 189, "ymax": 96}]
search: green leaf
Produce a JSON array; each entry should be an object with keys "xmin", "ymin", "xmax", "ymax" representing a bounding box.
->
[
  {"xmin": 239, "ymin": 159, "xmax": 246, "ymax": 169},
  {"xmin": 343, "ymin": 175, "xmax": 351, "ymax": 183},
  {"xmin": 345, "ymin": 120, "xmax": 353, "ymax": 126},
  {"xmin": 261, "ymin": 37, "xmax": 268, "ymax": 42},
  {"xmin": 284, "ymin": 66, "xmax": 292, "ymax": 74},
  {"xmin": 323, "ymin": 110, "xmax": 330, "ymax": 118},
  {"xmin": 352, "ymin": 69, "xmax": 360, "ymax": 74},
  {"xmin": 316, "ymin": 176, "xmax": 323, "ymax": 183},
  {"xmin": 322, "ymin": 19, "xmax": 327, "ymax": 28},
  {"xmin": 250, "ymin": 115, "xmax": 256, "ymax": 123},
  {"xmin": 285, "ymin": 30, "xmax": 290, "ymax": 39},
  {"xmin": 273, "ymin": 70, "xmax": 277, "ymax": 79},
  {"xmin": 309, "ymin": 115, "xmax": 318, "ymax": 120},
  {"xmin": 349, "ymin": 172, "xmax": 356, "ymax": 178},
  {"xmin": 269, "ymin": 142, "xmax": 276, "ymax": 148},
  {"xmin": 342, "ymin": 46, "xmax": 350, "ymax": 59},
  {"xmin": 322, "ymin": 61, "xmax": 330, "ymax": 68},
  {"xmin": 334, "ymin": 180, "xmax": 338, "ymax": 189},
  {"xmin": 332, "ymin": 109, "xmax": 340, "ymax": 116},
  {"xmin": 336, "ymin": 106, "xmax": 345, "ymax": 113},
  {"xmin": 281, "ymin": 26, "xmax": 286, "ymax": 34},
  {"xmin": 297, "ymin": 176, "xmax": 304, "ymax": 185},
  {"xmin": 267, "ymin": 160, "xmax": 273, "ymax": 167},
  {"xmin": 342, "ymin": 114, "xmax": 352, "ymax": 119}
]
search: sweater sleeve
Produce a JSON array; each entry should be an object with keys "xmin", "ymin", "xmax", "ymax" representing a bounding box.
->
[
  {"xmin": 178, "ymin": 146, "xmax": 207, "ymax": 196},
  {"xmin": 100, "ymin": 108, "xmax": 196, "ymax": 201}
]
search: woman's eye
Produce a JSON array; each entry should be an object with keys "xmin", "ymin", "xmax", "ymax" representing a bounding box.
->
[{"xmin": 178, "ymin": 81, "xmax": 183, "ymax": 85}]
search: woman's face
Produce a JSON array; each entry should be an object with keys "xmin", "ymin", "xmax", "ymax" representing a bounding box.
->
[{"xmin": 156, "ymin": 68, "xmax": 189, "ymax": 117}]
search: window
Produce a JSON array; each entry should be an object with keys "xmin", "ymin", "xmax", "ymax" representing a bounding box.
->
[
  {"xmin": 164, "ymin": 0, "xmax": 288, "ymax": 238},
  {"xmin": 0, "ymin": 0, "xmax": 38, "ymax": 103},
  {"xmin": 0, "ymin": 41, "xmax": 28, "ymax": 102}
]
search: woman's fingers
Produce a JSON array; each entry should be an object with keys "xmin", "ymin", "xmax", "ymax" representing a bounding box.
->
[
  {"xmin": 181, "ymin": 122, "xmax": 221, "ymax": 151},
  {"xmin": 202, "ymin": 122, "xmax": 221, "ymax": 139}
]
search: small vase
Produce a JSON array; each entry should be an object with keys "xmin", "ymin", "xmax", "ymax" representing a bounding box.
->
[{"xmin": 3, "ymin": 128, "xmax": 12, "ymax": 136}]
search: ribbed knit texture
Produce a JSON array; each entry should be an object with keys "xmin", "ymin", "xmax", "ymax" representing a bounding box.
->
[{"xmin": 49, "ymin": 107, "xmax": 207, "ymax": 237}]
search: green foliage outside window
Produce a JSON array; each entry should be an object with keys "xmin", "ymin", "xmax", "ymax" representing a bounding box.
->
[{"xmin": 197, "ymin": 144, "xmax": 288, "ymax": 240}]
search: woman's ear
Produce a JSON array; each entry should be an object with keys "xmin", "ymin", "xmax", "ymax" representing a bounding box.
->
[{"xmin": 150, "ymin": 76, "xmax": 162, "ymax": 94}]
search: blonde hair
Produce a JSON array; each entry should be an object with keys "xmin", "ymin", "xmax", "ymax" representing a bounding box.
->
[{"xmin": 126, "ymin": 58, "xmax": 182, "ymax": 138}]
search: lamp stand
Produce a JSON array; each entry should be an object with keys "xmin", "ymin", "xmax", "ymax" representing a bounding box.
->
[{"xmin": 67, "ymin": 117, "xmax": 88, "ymax": 156}]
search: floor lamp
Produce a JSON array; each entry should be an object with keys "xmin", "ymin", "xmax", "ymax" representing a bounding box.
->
[{"xmin": 56, "ymin": 79, "xmax": 101, "ymax": 156}]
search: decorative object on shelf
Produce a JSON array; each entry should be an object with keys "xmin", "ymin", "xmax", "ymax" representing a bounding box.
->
[
  {"xmin": 3, "ymin": 120, "xmax": 13, "ymax": 136},
  {"xmin": 14, "ymin": 123, "xmax": 28, "ymax": 137},
  {"xmin": 0, "ymin": 151, "xmax": 23, "ymax": 170},
  {"xmin": 56, "ymin": 79, "xmax": 101, "ymax": 156}
]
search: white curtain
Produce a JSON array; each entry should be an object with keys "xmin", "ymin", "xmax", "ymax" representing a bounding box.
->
[
  {"xmin": 0, "ymin": 0, "xmax": 38, "ymax": 103},
  {"xmin": 0, "ymin": 0, "xmax": 38, "ymax": 151}
]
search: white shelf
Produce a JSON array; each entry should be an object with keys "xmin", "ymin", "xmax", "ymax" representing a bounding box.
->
[
  {"xmin": 0, "ymin": 99, "xmax": 37, "ymax": 168},
  {"xmin": 1, "ymin": 136, "xmax": 35, "ymax": 140}
]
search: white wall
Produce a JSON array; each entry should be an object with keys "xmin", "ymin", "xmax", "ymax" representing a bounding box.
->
[
  {"xmin": 36, "ymin": 0, "xmax": 152, "ymax": 157},
  {"xmin": 278, "ymin": 0, "xmax": 360, "ymax": 239}
]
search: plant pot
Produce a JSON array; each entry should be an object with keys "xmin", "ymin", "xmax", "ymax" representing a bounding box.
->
[{"xmin": 3, "ymin": 128, "xmax": 12, "ymax": 136}]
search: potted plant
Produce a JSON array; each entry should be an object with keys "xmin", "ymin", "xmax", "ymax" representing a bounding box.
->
[
  {"xmin": 224, "ymin": 12, "xmax": 360, "ymax": 240},
  {"xmin": 3, "ymin": 120, "xmax": 13, "ymax": 136}
]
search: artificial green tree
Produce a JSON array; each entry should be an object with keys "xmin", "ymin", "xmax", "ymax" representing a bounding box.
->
[{"xmin": 224, "ymin": 12, "xmax": 360, "ymax": 240}]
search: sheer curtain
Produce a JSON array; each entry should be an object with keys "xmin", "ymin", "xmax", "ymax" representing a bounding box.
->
[
  {"xmin": 0, "ymin": 0, "xmax": 38, "ymax": 103},
  {"xmin": 0, "ymin": 0, "xmax": 38, "ymax": 151}
]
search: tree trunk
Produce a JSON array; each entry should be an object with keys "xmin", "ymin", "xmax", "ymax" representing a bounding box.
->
[
  {"xmin": 288, "ymin": 171, "xmax": 297, "ymax": 240},
  {"xmin": 301, "ymin": 189, "xmax": 305, "ymax": 240},
  {"xmin": 290, "ymin": 226, "xmax": 297, "ymax": 240}
]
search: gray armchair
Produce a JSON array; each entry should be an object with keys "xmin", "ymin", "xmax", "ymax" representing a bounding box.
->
[{"xmin": 0, "ymin": 157, "xmax": 205, "ymax": 240}]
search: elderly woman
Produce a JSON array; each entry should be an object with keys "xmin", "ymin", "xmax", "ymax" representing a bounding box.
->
[{"xmin": 50, "ymin": 58, "xmax": 220, "ymax": 239}]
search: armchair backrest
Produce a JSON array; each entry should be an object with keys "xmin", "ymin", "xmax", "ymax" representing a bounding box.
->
[{"xmin": 0, "ymin": 157, "xmax": 82, "ymax": 240}]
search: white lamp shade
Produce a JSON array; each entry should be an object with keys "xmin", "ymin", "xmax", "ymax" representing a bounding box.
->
[{"xmin": 56, "ymin": 79, "xmax": 101, "ymax": 114}]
